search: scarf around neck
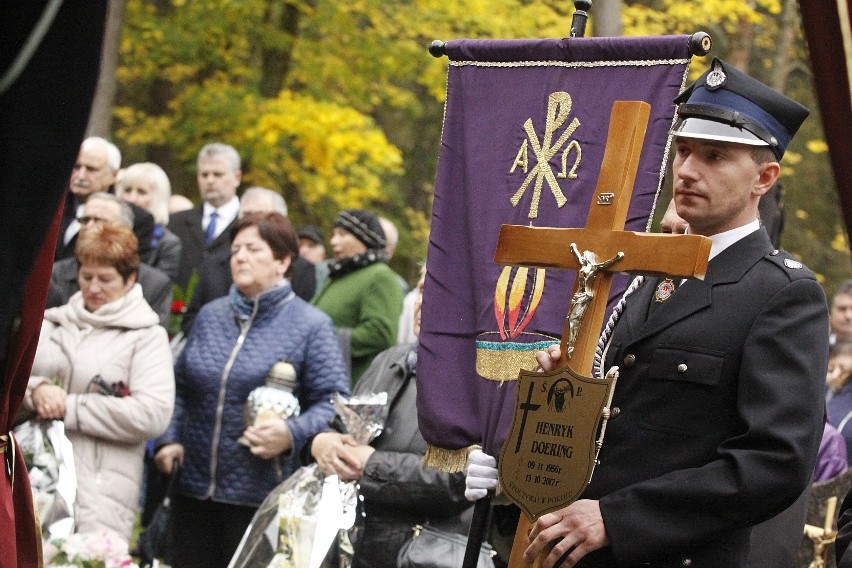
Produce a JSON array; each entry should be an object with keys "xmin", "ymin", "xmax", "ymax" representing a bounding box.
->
[
  {"xmin": 228, "ymin": 279, "xmax": 293, "ymax": 323},
  {"xmin": 327, "ymin": 248, "xmax": 388, "ymax": 279}
]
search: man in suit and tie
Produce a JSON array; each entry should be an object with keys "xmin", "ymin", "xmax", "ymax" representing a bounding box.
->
[
  {"xmin": 466, "ymin": 59, "xmax": 829, "ymax": 568},
  {"xmin": 56, "ymin": 137, "xmax": 155, "ymax": 263},
  {"xmin": 169, "ymin": 143, "xmax": 242, "ymax": 288}
]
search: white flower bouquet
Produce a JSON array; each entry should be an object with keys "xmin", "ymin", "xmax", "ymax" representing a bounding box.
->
[
  {"xmin": 44, "ymin": 529, "xmax": 139, "ymax": 568},
  {"xmin": 228, "ymin": 392, "xmax": 388, "ymax": 568}
]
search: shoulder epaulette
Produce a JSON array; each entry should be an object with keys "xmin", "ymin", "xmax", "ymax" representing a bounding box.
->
[{"xmin": 764, "ymin": 249, "xmax": 816, "ymax": 281}]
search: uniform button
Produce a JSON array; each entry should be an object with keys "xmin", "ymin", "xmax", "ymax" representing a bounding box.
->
[
  {"xmin": 609, "ymin": 407, "xmax": 621, "ymax": 419},
  {"xmin": 623, "ymin": 354, "xmax": 636, "ymax": 367},
  {"xmin": 677, "ymin": 363, "xmax": 688, "ymax": 373},
  {"xmin": 682, "ymin": 558, "xmax": 692, "ymax": 566}
]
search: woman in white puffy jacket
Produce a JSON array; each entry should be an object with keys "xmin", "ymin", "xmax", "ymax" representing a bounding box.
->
[{"xmin": 24, "ymin": 222, "xmax": 175, "ymax": 539}]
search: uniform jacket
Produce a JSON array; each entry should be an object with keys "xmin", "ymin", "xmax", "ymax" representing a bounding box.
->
[
  {"xmin": 346, "ymin": 344, "xmax": 471, "ymax": 568},
  {"xmin": 168, "ymin": 203, "xmax": 236, "ymax": 288},
  {"xmin": 581, "ymin": 228, "xmax": 828, "ymax": 568},
  {"xmin": 312, "ymin": 262, "xmax": 403, "ymax": 382},
  {"xmin": 25, "ymin": 285, "xmax": 175, "ymax": 539},
  {"xmin": 158, "ymin": 283, "xmax": 350, "ymax": 506},
  {"xmin": 47, "ymin": 257, "xmax": 173, "ymax": 327}
]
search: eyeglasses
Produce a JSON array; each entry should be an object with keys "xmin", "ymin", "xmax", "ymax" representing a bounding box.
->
[{"xmin": 77, "ymin": 215, "xmax": 107, "ymax": 225}]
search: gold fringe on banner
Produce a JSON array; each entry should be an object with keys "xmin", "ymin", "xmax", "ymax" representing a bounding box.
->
[{"xmin": 423, "ymin": 444, "xmax": 481, "ymax": 472}]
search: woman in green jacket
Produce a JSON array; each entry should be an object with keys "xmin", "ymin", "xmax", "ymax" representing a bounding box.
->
[{"xmin": 312, "ymin": 209, "xmax": 403, "ymax": 383}]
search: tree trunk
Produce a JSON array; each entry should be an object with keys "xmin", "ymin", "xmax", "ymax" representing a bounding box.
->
[
  {"xmin": 591, "ymin": 0, "xmax": 623, "ymax": 38},
  {"xmin": 728, "ymin": 0, "xmax": 755, "ymax": 72},
  {"xmin": 258, "ymin": 2, "xmax": 305, "ymax": 98},
  {"xmin": 771, "ymin": 0, "xmax": 799, "ymax": 92},
  {"xmin": 87, "ymin": 0, "xmax": 125, "ymax": 137}
]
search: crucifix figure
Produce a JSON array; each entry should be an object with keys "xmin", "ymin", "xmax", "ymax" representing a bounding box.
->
[
  {"xmin": 565, "ymin": 244, "xmax": 624, "ymax": 360},
  {"xmin": 492, "ymin": 101, "xmax": 712, "ymax": 568}
]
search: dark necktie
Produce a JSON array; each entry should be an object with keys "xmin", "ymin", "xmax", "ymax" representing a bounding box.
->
[{"xmin": 205, "ymin": 211, "xmax": 218, "ymax": 244}]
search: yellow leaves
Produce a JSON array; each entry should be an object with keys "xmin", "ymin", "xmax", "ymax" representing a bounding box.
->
[
  {"xmin": 162, "ymin": 64, "xmax": 197, "ymax": 83},
  {"xmin": 795, "ymin": 209, "xmax": 809, "ymax": 220},
  {"xmin": 833, "ymin": 231, "xmax": 850, "ymax": 253},
  {"xmin": 807, "ymin": 140, "xmax": 829, "ymax": 154},
  {"xmin": 249, "ymin": 90, "xmax": 402, "ymax": 211},
  {"xmin": 783, "ymin": 150, "xmax": 802, "ymax": 165},
  {"xmin": 624, "ymin": 0, "xmax": 778, "ymax": 37},
  {"xmin": 112, "ymin": 107, "xmax": 174, "ymax": 146}
]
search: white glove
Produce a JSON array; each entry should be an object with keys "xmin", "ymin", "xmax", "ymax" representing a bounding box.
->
[{"xmin": 465, "ymin": 449, "xmax": 498, "ymax": 501}]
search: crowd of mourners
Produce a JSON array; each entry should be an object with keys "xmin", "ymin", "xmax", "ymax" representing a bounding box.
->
[
  {"xmin": 22, "ymin": 138, "xmax": 449, "ymax": 568},
  {"xmin": 20, "ymin": 134, "xmax": 852, "ymax": 568}
]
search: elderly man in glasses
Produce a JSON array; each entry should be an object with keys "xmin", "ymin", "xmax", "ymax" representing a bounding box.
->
[{"xmin": 47, "ymin": 192, "xmax": 172, "ymax": 326}]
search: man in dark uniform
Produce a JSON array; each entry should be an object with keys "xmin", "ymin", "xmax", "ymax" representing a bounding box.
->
[{"xmin": 468, "ymin": 59, "xmax": 829, "ymax": 568}]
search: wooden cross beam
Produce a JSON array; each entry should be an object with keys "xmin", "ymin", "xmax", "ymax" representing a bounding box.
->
[{"xmin": 494, "ymin": 101, "xmax": 711, "ymax": 567}]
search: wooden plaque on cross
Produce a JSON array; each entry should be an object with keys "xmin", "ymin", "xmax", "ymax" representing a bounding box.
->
[{"xmin": 493, "ymin": 101, "xmax": 712, "ymax": 568}]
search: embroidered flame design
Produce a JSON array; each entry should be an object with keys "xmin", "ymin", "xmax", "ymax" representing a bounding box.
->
[{"xmin": 494, "ymin": 266, "xmax": 546, "ymax": 339}]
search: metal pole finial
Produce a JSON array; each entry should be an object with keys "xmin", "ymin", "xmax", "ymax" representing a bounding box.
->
[
  {"xmin": 429, "ymin": 40, "xmax": 446, "ymax": 58},
  {"xmin": 688, "ymin": 32, "xmax": 712, "ymax": 56}
]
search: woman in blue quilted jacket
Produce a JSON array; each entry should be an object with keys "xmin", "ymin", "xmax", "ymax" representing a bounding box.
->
[{"xmin": 154, "ymin": 212, "xmax": 350, "ymax": 568}]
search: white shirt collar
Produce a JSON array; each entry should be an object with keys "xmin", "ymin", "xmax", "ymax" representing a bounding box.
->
[
  {"xmin": 705, "ymin": 219, "xmax": 761, "ymax": 260},
  {"xmin": 203, "ymin": 196, "xmax": 240, "ymax": 238}
]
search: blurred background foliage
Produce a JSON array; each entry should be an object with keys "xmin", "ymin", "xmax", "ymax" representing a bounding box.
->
[{"xmin": 96, "ymin": 0, "xmax": 850, "ymax": 292}]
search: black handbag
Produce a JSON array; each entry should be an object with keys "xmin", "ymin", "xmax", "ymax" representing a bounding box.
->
[
  {"xmin": 137, "ymin": 460, "xmax": 179, "ymax": 567},
  {"xmin": 397, "ymin": 524, "xmax": 496, "ymax": 568}
]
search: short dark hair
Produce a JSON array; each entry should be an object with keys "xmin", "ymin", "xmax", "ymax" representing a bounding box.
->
[
  {"xmin": 75, "ymin": 223, "xmax": 139, "ymax": 283},
  {"xmin": 834, "ymin": 279, "xmax": 852, "ymax": 304},
  {"xmin": 830, "ymin": 340, "xmax": 852, "ymax": 360},
  {"xmin": 751, "ymin": 146, "xmax": 777, "ymax": 165},
  {"xmin": 231, "ymin": 212, "xmax": 299, "ymax": 276}
]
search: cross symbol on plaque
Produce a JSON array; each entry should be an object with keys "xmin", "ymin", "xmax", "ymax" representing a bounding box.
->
[{"xmin": 493, "ymin": 101, "xmax": 712, "ymax": 568}]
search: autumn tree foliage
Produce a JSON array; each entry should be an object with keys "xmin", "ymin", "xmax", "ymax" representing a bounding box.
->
[{"xmin": 111, "ymin": 0, "xmax": 848, "ymax": 287}]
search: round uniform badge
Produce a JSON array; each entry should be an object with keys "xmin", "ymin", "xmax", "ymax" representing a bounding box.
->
[
  {"xmin": 654, "ymin": 278, "xmax": 677, "ymax": 302},
  {"xmin": 705, "ymin": 65, "xmax": 726, "ymax": 90}
]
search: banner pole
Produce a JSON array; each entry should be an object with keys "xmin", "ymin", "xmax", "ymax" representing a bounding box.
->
[{"xmin": 570, "ymin": 1, "xmax": 592, "ymax": 38}]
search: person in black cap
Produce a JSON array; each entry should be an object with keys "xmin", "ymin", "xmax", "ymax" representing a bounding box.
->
[
  {"xmin": 297, "ymin": 225, "xmax": 327, "ymax": 265},
  {"xmin": 466, "ymin": 58, "xmax": 829, "ymax": 568},
  {"xmin": 311, "ymin": 209, "xmax": 403, "ymax": 383}
]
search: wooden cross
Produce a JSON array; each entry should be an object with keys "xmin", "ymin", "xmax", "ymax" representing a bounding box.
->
[{"xmin": 493, "ymin": 101, "xmax": 712, "ymax": 567}]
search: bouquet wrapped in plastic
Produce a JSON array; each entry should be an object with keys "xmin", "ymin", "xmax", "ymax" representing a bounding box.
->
[
  {"xmin": 228, "ymin": 392, "xmax": 388, "ymax": 568},
  {"xmin": 13, "ymin": 419, "xmax": 77, "ymax": 540}
]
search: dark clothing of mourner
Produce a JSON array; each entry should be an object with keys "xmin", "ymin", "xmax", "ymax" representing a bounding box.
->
[
  {"xmin": 838, "ymin": 487, "xmax": 852, "ymax": 568},
  {"xmin": 828, "ymin": 382, "xmax": 852, "ymax": 466},
  {"xmin": 47, "ymin": 257, "xmax": 173, "ymax": 327},
  {"xmin": 580, "ymin": 228, "xmax": 827, "ymax": 568},
  {"xmin": 180, "ymin": 248, "xmax": 316, "ymax": 335},
  {"xmin": 302, "ymin": 344, "xmax": 471, "ymax": 568},
  {"xmin": 168, "ymin": 203, "xmax": 236, "ymax": 288},
  {"xmin": 148, "ymin": 224, "xmax": 183, "ymax": 283},
  {"xmin": 56, "ymin": 193, "xmax": 155, "ymax": 263},
  {"xmin": 758, "ymin": 182, "xmax": 785, "ymax": 248}
]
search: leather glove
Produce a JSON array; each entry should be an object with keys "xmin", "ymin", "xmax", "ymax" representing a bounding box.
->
[{"xmin": 465, "ymin": 449, "xmax": 498, "ymax": 501}]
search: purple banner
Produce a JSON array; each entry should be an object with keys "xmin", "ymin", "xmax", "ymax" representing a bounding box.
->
[{"xmin": 417, "ymin": 36, "xmax": 692, "ymax": 469}]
